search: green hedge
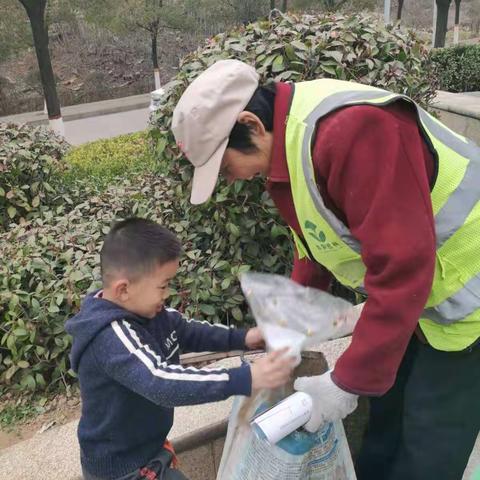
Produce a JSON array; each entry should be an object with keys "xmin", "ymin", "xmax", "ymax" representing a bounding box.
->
[
  {"xmin": 431, "ymin": 44, "xmax": 480, "ymax": 93},
  {"xmin": 151, "ymin": 11, "xmax": 436, "ymax": 141},
  {"xmin": 0, "ymin": 123, "xmax": 69, "ymax": 231},
  {"xmin": 0, "ymin": 175, "xmax": 291, "ymax": 393}
]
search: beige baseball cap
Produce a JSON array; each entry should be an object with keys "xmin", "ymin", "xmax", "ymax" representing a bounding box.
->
[{"xmin": 172, "ymin": 60, "xmax": 260, "ymax": 204}]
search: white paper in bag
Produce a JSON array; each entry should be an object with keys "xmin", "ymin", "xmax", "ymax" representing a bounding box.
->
[{"xmin": 251, "ymin": 392, "xmax": 313, "ymax": 444}]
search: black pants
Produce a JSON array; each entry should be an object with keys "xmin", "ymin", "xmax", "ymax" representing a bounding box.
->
[
  {"xmin": 356, "ymin": 336, "xmax": 480, "ymax": 480},
  {"xmin": 83, "ymin": 449, "xmax": 189, "ymax": 480}
]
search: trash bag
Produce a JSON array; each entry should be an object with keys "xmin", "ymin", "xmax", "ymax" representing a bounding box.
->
[
  {"xmin": 216, "ymin": 273, "xmax": 360, "ymax": 480},
  {"xmin": 240, "ymin": 272, "xmax": 362, "ymax": 365}
]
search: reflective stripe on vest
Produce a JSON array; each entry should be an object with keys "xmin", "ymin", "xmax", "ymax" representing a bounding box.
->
[{"xmin": 285, "ymin": 79, "xmax": 480, "ymax": 350}]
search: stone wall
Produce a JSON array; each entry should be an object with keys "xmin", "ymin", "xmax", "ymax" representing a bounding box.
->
[
  {"xmin": 432, "ymin": 91, "xmax": 480, "ymax": 144},
  {"xmin": 432, "ymin": 108, "xmax": 480, "ymax": 144}
]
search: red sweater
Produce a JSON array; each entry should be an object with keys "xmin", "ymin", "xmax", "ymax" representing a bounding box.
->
[{"xmin": 267, "ymin": 82, "xmax": 436, "ymax": 396}]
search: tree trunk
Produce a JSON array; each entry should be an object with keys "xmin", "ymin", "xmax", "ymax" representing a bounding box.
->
[
  {"xmin": 150, "ymin": 28, "xmax": 159, "ymax": 70},
  {"xmin": 454, "ymin": 0, "xmax": 461, "ymax": 23},
  {"xmin": 453, "ymin": 0, "xmax": 461, "ymax": 44},
  {"xmin": 434, "ymin": 0, "xmax": 452, "ymax": 47},
  {"xmin": 270, "ymin": 0, "xmax": 276, "ymax": 10},
  {"xmin": 19, "ymin": 0, "xmax": 61, "ymax": 120},
  {"xmin": 396, "ymin": 0, "xmax": 404, "ymax": 21},
  {"xmin": 150, "ymin": 26, "xmax": 161, "ymax": 89},
  {"xmin": 281, "ymin": 0, "xmax": 288, "ymax": 12}
]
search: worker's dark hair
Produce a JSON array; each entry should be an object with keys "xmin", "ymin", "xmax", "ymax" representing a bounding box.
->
[
  {"xmin": 100, "ymin": 218, "xmax": 182, "ymax": 286},
  {"xmin": 227, "ymin": 84, "xmax": 276, "ymax": 153}
]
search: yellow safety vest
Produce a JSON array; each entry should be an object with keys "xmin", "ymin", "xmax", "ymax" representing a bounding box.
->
[{"xmin": 285, "ymin": 79, "xmax": 480, "ymax": 352}]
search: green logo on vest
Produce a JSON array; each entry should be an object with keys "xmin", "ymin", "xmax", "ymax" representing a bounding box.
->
[
  {"xmin": 305, "ymin": 220, "xmax": 326, "ymax": 242},
  {"xmin": 305, "ymin": 220, "xmax": 341, "ymax": 251}
]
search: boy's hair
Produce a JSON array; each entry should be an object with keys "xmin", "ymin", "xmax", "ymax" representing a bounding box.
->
[{"xmin": 100, "ymin": 218, "xmax": 182, "ymax": 286}]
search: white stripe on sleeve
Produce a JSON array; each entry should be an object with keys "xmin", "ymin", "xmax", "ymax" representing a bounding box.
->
[
  {"xmin": 111, "ymin": 321, "xmax": 229, "ymax": 382},
  {"xmin": 123, "ymin": 321, "xmax": 228, "ymax": 374}
]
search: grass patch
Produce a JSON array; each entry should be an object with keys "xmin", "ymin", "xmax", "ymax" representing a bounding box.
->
[
  {"xmin": 63, "ymin": 131, "xmax": 156, "ymax": 188},
  {"xmin": 0, "ymin": 401, "xmax": 42, "ymax": 430}
]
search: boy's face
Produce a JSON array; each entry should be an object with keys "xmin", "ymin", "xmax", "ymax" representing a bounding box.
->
[{"xmin": 119, "ymin": 259, "xmax": 179, "ymax": 319}]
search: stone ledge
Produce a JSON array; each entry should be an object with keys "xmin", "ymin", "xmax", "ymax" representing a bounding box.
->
[
  {"xmin": 0, "ymin": 93, "xmax": 151, "ymax": 126},
  {"xmin": 432, "ymin": 91, "xmax": 480, "ymax": 121},
  {"xmin": 173, "ymin": 419, "xmax": 228, "ymax": 455}
]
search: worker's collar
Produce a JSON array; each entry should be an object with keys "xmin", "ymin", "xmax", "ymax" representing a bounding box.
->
[{"xmin": 267, "ymin": 82, "xmax": 293, "ymax": 183}]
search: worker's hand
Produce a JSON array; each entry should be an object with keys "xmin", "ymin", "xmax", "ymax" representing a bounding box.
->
[
  {"xmin": 245, "ymin": 327, "xmax": 265, "ymax": 350},
  {"xmin": 294, "ymin": 371, "xmax": 358, "ymax": 432},
  {"xmin": 250, "ymin": 348, "xmax": 296, "ymax": 390}
]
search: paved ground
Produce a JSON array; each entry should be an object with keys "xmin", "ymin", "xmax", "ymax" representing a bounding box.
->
[
  {"xmin": 64, "ymin": 107, "xmax": 150, "ymax": 145},
  {"xmin": 433, "ymin": 90, "xmax": 480, "ymax": 119},
  {"xmin": 0, "ymin": 93, "xmax": 150, "ymax": 126},
  {"xmin": 0, "ymin": 357, "xmax": 239, "ymax": 480},
  {"xmin": 0, "ymin": 341, "xmax": 347, "ymax": 480}
]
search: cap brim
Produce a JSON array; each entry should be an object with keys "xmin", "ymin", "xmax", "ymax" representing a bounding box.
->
[{"xmin": 190, "ymin": 138, "xmax": 228, "ymax": 205}]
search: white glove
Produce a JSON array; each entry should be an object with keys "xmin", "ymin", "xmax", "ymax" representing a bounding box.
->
[{"xmin": 294, "ymin": 371, "xmax": 358, "ymax": 432}]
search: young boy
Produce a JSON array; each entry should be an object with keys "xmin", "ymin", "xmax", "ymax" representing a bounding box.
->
[{"xmin": 66, "ymin": 218, "xmax": 294, "ymax": 480}]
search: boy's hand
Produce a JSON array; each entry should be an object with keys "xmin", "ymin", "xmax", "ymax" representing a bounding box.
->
[
  {"xmin": 245, "ymin": 327, "xmax": 265, "ymax": 350},
  {"xmin": 250, "ymin": 348, "xmax": 295, "ymax": 390}
]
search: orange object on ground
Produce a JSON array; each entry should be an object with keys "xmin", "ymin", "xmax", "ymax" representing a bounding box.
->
[{"xmin": 163, "ymin": 440, "xmax": 178, "ymax": 469}]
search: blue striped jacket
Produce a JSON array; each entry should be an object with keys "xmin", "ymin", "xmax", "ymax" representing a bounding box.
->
[{"xmin": 66, "ymin": 290, "xmax": 250, "ymax": 479}]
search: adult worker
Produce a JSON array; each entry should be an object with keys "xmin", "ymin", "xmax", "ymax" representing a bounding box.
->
[{"xmin": 171, "ymin": 59, "xmax": 480, "ymax": 480}]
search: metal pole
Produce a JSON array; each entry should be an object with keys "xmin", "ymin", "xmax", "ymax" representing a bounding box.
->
[
  {"xmin": 384, "ymin": 0, "xmax": 391, "ymax": 25},
  {"xmin": 432, "ymin": 0, "xmax": 438, "ymax": 47}
]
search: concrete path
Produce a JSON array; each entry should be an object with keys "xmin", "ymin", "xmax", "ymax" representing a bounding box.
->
[
  {"xmin": 0, "ymin": 401, "xmax": 235, "ymax": 480},
  {"xmin": 1, "ymin": 90, "xmax": 479, "ymax": 146},
  {"xmin": 1, "ymin": 338, "xmax": 478, "ymax": 480},
  {"xmin": 429, "ymin": 90, "xmax": 480, "ymax": 144},
  {"xmin": 0, "ymin": 93, "xmax": 150, "ymax": 126},
  {"xmin": 0, "ymin": 93, "xmax": 151, "ymax": 145},
  {"xmin": 0, "ymin": 356, "xmax": 239, "ymax": 480},
  {"xmin": 0, "ymin": 397, "xmax": 236, "ymax": 480},
  {"xmin": 433, "ymin": 90, "xmax": 480, "ymax": 120},
  {"xmin": 64, "ymin": 108, "xmax": 149, "ymax": 145}
]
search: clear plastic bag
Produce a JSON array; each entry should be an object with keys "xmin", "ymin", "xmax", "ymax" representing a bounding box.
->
[
  {"xmin": 241, "ymin": 272, "xmax": 361, "ymax": 365},
  {"xmin": 217, "ymin": 394, "xmax": 356, "ymax": 480},
  {"xmin": 217, "ymin": 273, "xmax": 360, "ymax": 480}
]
